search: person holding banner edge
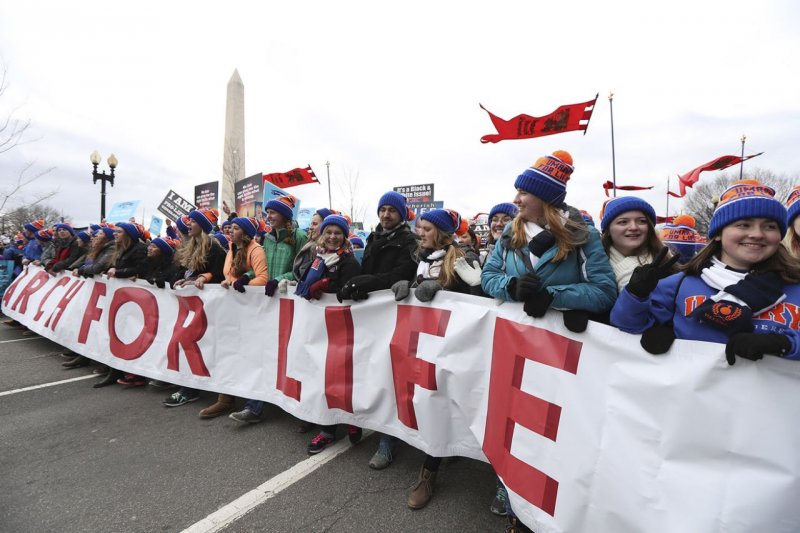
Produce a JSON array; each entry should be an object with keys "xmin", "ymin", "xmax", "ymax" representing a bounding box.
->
[{"xmin": 611, "ymin": 179, "xmax": 800, "ymax": 363}]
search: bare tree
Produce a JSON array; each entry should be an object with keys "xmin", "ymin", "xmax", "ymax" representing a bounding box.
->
[
  {"xmin": 334, "ymin": 166, "xmax": 368, "ymax": 227},
  {"xmin": 682, "ymin": 168, "xmax": 797, "ymax": 235},
  {"xmin": 0, "ymin": 62, "xmax": 56, "ymax": 214},
  {"xmin": 1, "ymin": 203, "xmax": 66, "ymax": 235}
]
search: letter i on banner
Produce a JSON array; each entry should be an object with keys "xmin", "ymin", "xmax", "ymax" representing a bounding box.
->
[{"xmin": 483, "ymin": 318, "xmax": 582, "ymax": 517}]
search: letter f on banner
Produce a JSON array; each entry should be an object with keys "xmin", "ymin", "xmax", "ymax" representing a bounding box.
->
[{"xmin": 483, "ymin": 318, "xmax": 582, "ymax": 516}]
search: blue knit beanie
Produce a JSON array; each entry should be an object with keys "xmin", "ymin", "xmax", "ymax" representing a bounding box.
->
[
  {"xmin": 377, "ymin": 191, "xmax": 409, "ymax": 221},
  {"xmin": 77, "ymin": 231, "xmax": 92, "ymax": 243},
  {"xmin": 231, "ymin": 216, "xmax": 259, "ymax": 238},
  {"xmin": 151, "ymin": 237, "xmax": 177, "ymax": 257},
  {"xmin": 213, "ymin": 231, "xmax": 230, "ymax": 250},
  {"xmin": 187, "ymin": 208, "xmax": 219, "ymax": 234},
  {"xmin": 420, "ymin": 209, "xmax": 461, "ymax": 235},
  {"xmin": 54, "ymin": 223, "xmax": 75, "ymax": 236},
  {"xmin": 315, "ymin": 208, "xmax": 337, "ymax": 220},
  {"xmin": 514, "ymin": 150, "xmax": 574, "ymax": 206},
  {"xmin": 708, "ymin": 179, "xmax": 787, "ymax": 239},
  {"xmin": 660, "ymin": 215, "xmax": 700, "ymax": 263},
  {"xmin": 319, "ymin": 214, "xmax": 350, "ymax": 236},
  {"xmin": 265, "ymin": 195, "xmax": 298, "ymax": 221},
  {"xmin": 116, "ymin": 222, "xmax": 142, "ymax": 242},
  {"xmin": 600, "ymin": 196, "xmax": 657, "ymax": 233},
  {"xmin": 96, "ymin": 226, "xmax": 115, "ymax": 240},
  {"xmin": 786, "ymin": 186, "xmax": 800, "ymax": 228},
  {"xmin": 488, "ymin": 202, "xmax": 518, "ymax": 221},
  {"xmin": 175, "ymin": 216, "xmax": 190, "ymax": 235}
]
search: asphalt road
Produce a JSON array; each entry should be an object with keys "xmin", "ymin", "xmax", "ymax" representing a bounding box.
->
[{"xmin": 0, "ymin": 317, "xmax": 505, "ymax": 533}]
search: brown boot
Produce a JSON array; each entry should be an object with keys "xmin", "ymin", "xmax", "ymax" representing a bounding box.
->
[
  {"xmin": 198, "ymin": 394, "xmax": 234, "ymax": 419},
  {"xmin": 407, "ymin": 466, "xmax": 437, "ymax": 510}
]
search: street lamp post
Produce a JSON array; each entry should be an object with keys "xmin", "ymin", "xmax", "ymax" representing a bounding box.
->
[{"xmin": 90, "ymin": 150, "xmax": 118, "ymax": 221}]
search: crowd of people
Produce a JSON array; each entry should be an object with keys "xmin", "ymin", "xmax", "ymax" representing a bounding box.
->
[{"xmin": 3, "ymin": 149, "xmax": 800, "ymax": 533}]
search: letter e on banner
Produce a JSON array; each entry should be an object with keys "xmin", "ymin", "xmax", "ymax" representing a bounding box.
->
[
  {"xmin": 167, "ymin": 296, "xmax": 210, "ymax": 376},
  {"xmin": 324, "ymin": 306, "xmax": 354, "ymax": 412},
  {"xmin": 108, "ymin": 287, "xmax": 158, "ymax": 360},
  {"xmin": 276, "ymin": 299, "xmax": 301, "ymax": 400},
  {"xmin": 389, "ymin": 305, "xmax": 450, "ymax": 429},
  {"xmin": 483, "ymin": 318, "xmax": 582, "ymax": 516}
]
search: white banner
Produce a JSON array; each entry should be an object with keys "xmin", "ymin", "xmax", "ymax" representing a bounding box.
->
[{"xmin": 3, "ymin": 266, "xmax": 800, "ymax": 533}]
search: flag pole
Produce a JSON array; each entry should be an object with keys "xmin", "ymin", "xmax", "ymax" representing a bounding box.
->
[
  {"xmin": 665, "ymin": 176, "xmax": 670, "ymax": 221},
  {"xmin": 325, "ymin": 160, "xmax": 332, "ymax": 208},
  {"xmin": 739, "ymin": 134, "xmax": 746, "ymax": 179},
  {"xmin": 608, "ymin": 92, "xmax": 617, "ymax": 197}
]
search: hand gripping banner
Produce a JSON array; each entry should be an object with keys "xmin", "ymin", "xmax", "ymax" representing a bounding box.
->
[{"xmin": 3, "ymin": 266, "xmax": 800, "ymax": 533}]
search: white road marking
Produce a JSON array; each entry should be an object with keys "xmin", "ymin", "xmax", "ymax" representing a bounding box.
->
[
  {"xmin": 0, "ymin": 374, "xmax": 96, "ymax": 397},
  {"xmin": 181, "ymin": 430, "xmax": 373, "ymax": 533},
  {"xmin": 0, "ymin": 337, "xmax": 41, "ymax": 344}
]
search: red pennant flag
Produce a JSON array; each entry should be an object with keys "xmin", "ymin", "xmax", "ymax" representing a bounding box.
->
[
  {"xmin": 656, "ymin": 215, "xmax": 675, "ymax": 224},
  {"xmin": 263, "ymin": 165, "xmax": 319, "ymax": 189},
  {"xmin": 670, "ymin": 153, "xmax": 764, "ymax": 197},
  {"xmin": 601, "ymin": 181, "xmax": 654, "ymax": 197},
  {"xmin": 479, "ymin": 95, "xmax": 598, "ymax": 144}
]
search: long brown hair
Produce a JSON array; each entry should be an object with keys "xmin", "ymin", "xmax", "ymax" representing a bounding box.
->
[
  {"xmin": 174, "ymin": 232, "xmax": 214, "ymax": 273},
  {"xmin": 509, "ymin": 205, "xmax": 587, "ymax": 262},
  {"xmin": 683, "ymin": 239, "xmax": 800, "ymax": 284},
  {"xmin": 110, "ymin": 232, "xmax": 132, "ymax": 266},
  {"xmin": 230, "ymin": 234, "xmax": 252, "ymax": 277},
  {"xmin": 417, "ymin": 227, "xmax": 465, "ymax": 289},
  {"xmin": 87, "ymin": 235, "xmax": 109, "ymax": 261},
  {"xmin": 783, "ymin": 227, "xmax": 800, "ymax": 259}
]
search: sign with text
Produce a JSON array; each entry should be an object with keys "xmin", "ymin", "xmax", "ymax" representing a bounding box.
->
[
  {"xmin": 5, "ymin": 266, "xmax": 800, "ymax": 533},
  {"xmin": 156, "ymin": 190, "xmax": 195, "ymax": 222},
  {"xmin": 194, "ymin": 181, "xmax": 219, "ymax": 210},
  {"xmin": 148, "ymin": 215, "xmax": 164, "ymax": 237},
  {"xmin": 409, "ymin": 201, "xmax": 443, "ymax": 223},
  {"xmin": 235, "ymin": 173, "xmax": 263, "ymax": 218},
  {"xmin": 393, "ymin": 183, "xmax": 434, "ymax": 203},
  {"xmin": 262, "ymin": 180, "xmax": 301, "ymax": 220},
  {"xmin": 106, "ymin": 200, "xmax": 140, "ymax": 223}
]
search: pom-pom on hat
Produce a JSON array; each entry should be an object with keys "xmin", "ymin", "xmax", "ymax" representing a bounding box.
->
[
  {"xmin": 76, "ymin": 230, "xmax": 92, "ymax": 243},
  {"xmin": 420, "ymin": 208, "xmax": 462, "ymax": 235},
  {"xmin": 231, "ymin": 216, "xmax": 260, "ymax": 238},
  {"xmin": 514, "ymin": 150, "xmax": 575, "ymax": 205},
  {"xmin": 265, "ymin": 194, "xmax": 298, "ymax": 221},
  {"xmin": 599, "ymin": 196, "xmax": 657, "ymax": 233},
  {"xmin": 488, "ymin": 202, "xmax": 518, "ymax": 221},
  {"xmin": 256, "ymin": 219, "xmax": 268, "ymax": 236},
  {"xmin": 175, "ymin": 215, "xmax": 191, "ymax": 235},
  {"xmin": 188, "ymin": 208, "xmax": 219, "ymax": 234},
  {"xmin": 213, "ymin": 231, "xmax": 230, "ymax": 250},
  {"xmin": 660, "ymin": 214, "xmax": 700, "ymax": 263},
  {"xmin": 24, "ymin": 219, "xmax": 46, "ymax": 234},
  {"xmin": 708, "ymin": 179, "xmax": 787, "ymax": 238},
  {"xmin": 786, "ymin": 186, "xmax": 800, "ymax": 227},
  {"xmin": 152, "ymin": 237, "xmax": 179, "ymax": 256},
  {"xmin": 35, "ymin": 229, "xmax": 54, "ymax": 242},
  {"xmin": 14, "ymin": 232, "xmax": 25, "ymax": 245},
  {"xmin": 54, "ymin": 223, "xmax": 75, "ymax": 236},
  {"xmin": 116, "ymin": 222, "xmax": 143, "ymax": 241},
  {"xmin": 377, "ymin": 191, "xmax": 416, "ymax": 222},
  {"xmin": 319, "ymin": 214, "xmax": 350, "ymax": 236},
  {"xmin": 350, "ymin": 234, "xmax": 364, "ymax": 248}
]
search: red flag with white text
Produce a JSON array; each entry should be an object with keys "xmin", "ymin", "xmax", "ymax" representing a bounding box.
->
[
  {"xmin": 263, "ymin": 165, "xmax": 319, "ymax": 188},
  {"xmin": 670, "ymin": 153, "xmax": 764, "ymax": 197},
  {"xmin": 479, "ymin": 95, "xmax": 598, "ymax": 144}
]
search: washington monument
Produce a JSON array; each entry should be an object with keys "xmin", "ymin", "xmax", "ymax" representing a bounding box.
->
[{"xmin": 221, "ymin": 69, "xmax": 245, "ymax": 215}]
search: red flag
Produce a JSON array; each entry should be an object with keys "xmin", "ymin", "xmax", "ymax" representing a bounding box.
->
[
  {"xmin": 479, "ymin": 95, "xmax": 598, "ymax": 144},
  {"xmin": 263, "ymin": 165, "xmax": 319, "ymax": 188},
  {"xmin": 601, "ymin": 181, "xmax": 654, "ymax": 197},
  {"xmin": 671, "ymin": 153, "xmax": 764, "ymax": 197},
  {"xmin": 656, "ymin": 215, "xmax": 675, "ymax": 224}
]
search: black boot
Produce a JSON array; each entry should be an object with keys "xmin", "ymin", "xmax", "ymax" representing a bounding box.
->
[
  {"xmin": 93, "ymin": 369, "xmax": 122, "ymax": 388},
  {"xmin": 62, "ymin": 356, "xmax": 90, "ymax": 369}
]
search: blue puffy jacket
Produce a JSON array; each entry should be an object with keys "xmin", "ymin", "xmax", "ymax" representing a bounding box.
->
[{"xmin": 480, "ymin": 208, "xmax": 617, "ymax": 314}]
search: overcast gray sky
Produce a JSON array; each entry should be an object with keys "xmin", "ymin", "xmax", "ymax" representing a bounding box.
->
[{"xmin": 1, "ymin": 0, "xmax": 798, "ymax": 229}]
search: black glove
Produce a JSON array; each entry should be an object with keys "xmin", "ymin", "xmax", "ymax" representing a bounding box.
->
[
  {"xmin": 523, "ymin": 290, "xmax": 553, "ymax": 318},
  {"xmin": 563, "ymin": 310, "xmax": 589, "ymax": 333},
  {"xmin": 264, "ymin": 279, "xmax": 279, "ymax": 296},
  {"xmin": 336, "ymin": 275, "xmax": 384, "ymax": 302},
  {"xmin": 626, "ymin": 248, "xmax": 680, "ymax": 299},
  {"xmin": 528, "ymin": 230, "xmax": 555, "ymax": 258},
  {"xmin": 233, "ymin": 275, "xmax": 250, "ymax": 293},
  {"xmin": 154, "ymin": 277, "xmax": 166, "ymax": 289},
  {"xmin": 725, "ymin": 333, "xmax": 791, "ymax": 365},
  {"xmin": 514, "ymin": 273, "xmax": 542, "ymax": 302},
  {"xmin": 690, "ymin": 299, "xmax": 753, "ymax": 334},
  {"xmin": 640, "ymin": 324, "xmax": 676, "ymax": 354}
]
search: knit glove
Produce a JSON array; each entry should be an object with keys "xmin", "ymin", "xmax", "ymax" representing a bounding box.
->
[
  {"xmin": 277, "ymin": 279, "xmax": 291, "ymax": 294},
  {"xmin": 307, "ymin": 278, "xmax": 331, "ymax": 300},
  {"xmin": 640, "ymin": 324, "xmax": 676, "ymax": 355},
  {"xmin": 528, "ymin": 230, "xmax": 555, "ymax": 258},
  {"xmin": 523, "ymin": 289, "xmax": 553, "ymax": 318},
  {"xmin": 626, "ymin": 248, "xmax": 679, "ymax": 299},
  {"xmin": 453, "ymin": 257, "xmax": 482, "ymax": 287},
  {"xmin": 264, "ymin": 279, "xmax": 279, "ymax": 297},
  {"xmin": 563, "ymin": 310, "xmax": 589, "ymax": 333},
  {"xmin": 690, "ymin": 300, "xmax": 753, "ymax": 334},
  {"xmin": 725, "ymin": 333, "xmax": 791, "ymax": 365},
  {"xmin": 232, "ymin": 275, "xmax": 250, "ymax": 293},
  {"xmin": 336, "ymin": 275, "xmax": 383, "ymax": 302},
  {"xmin": 147, "ymin": 277, "xmax": 166, "ymax": 289},
  {"xmin": 512, "ymin": 273, "xmax": 542, "ymax": 302},
  {"xmin": 391, "ymin": 280, "xmax": 411, "ymax": 301},
  {"xmin": 414, "ymin": 280, "xmax": 443, "ymax": 302}
]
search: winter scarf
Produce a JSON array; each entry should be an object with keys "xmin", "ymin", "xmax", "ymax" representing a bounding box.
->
[
  {"xmin": 295, "ymin": 247, "xmax": 349, "ymax": 298},
  {"xmin": 607, "ymin": 246, "xmax": 653, "ymax": 291}
]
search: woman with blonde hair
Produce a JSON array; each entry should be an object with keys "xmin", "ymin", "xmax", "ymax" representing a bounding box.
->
[{"xmin": 784, "ymin": 186, "xmax": 800, "ymax": 258}]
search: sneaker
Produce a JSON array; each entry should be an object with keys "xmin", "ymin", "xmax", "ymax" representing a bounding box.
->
[
  {"xmin": 163, "ymin": 391, "xmax": 199, "ymax": 407},
  {"xmin": 491, "ymin": 481, "xmax": 509, "ymax": 516},
  {"xmin": 368, "ymin": 439, "xmax": 395, "ymax": 470},
  {"xmin": 117, "ymin": 374, "xmax": 146, "ymax": 387},
  {"xmin": 347, "ymin": 425, "xmax": 363, "ymax": 444},
  {"xmin": 229, "ymin": 408, "xmax": 262, "ymax": 424},
  {"xmin": 307, "ymin": 432, "xmax": 335, "ymax": 455}
]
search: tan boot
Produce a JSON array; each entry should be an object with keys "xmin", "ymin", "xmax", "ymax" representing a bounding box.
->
[
  {"xmin": 198, "ymin": 394, "xmax": 234, "ymax": 419},
  {"xmin": 407, "ymin": 466, "xmax": 437, "ymax": 509}
]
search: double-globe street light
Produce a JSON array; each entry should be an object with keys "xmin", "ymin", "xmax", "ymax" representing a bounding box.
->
[{"xmin": 90, "ymin": 150, "xmax": 118, "ymax": 221}]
